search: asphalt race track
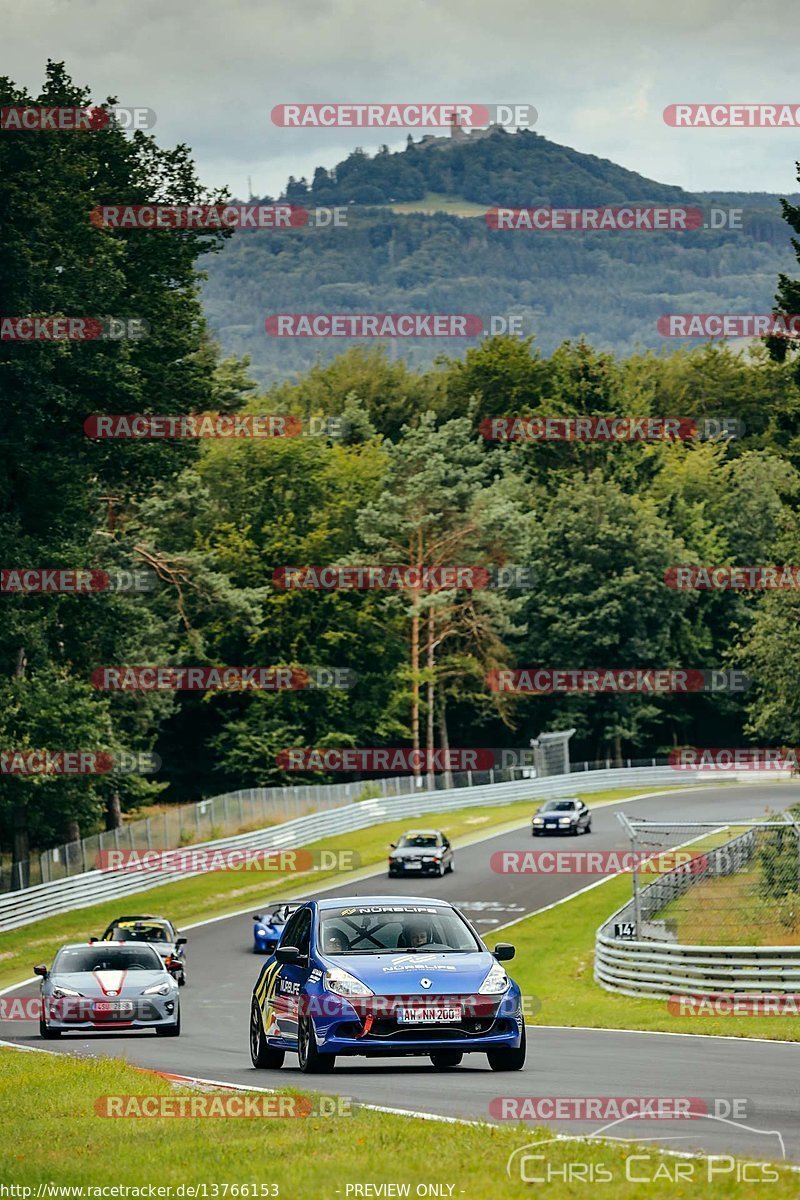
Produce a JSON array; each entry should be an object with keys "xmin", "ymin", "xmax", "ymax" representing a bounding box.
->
[{"xmin": 4, "ymin": 783, "xmax": 800, "ymax": 1164}]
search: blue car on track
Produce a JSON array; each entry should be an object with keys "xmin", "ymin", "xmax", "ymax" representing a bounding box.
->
[
  {"xmin": 252, "ymin": 903, "xmax": 299, "ymax": 954},
  {"xmin": 249, "ymin": 895, "xmax": 525, "ymax": 1074}
]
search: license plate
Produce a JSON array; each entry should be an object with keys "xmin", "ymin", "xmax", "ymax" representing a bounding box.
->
[
  {"xmin": 403, "ymin": 862, "xmax": 422, "ymax": 870},
  {"xmin": 93, "ymin": 1001, "xmax": 133, "ymax": 1016},
  {"xmin": 397, "ymin": 1007, "xmax": 463, "ymax": 1023}
]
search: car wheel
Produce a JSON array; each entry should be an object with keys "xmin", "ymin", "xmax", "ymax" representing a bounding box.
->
[
  {"xmin": 297, "ymin": 1015, "xmax": 335, "ymax": 1073},
  {"xmin": 487, "ymin": 1023, "xmax": 526, "ymax": 1071},
  {"xmin": 437, "ymin": 862, "xmax": 446, "ymax": 878},
  {"xmin": 250, "ymin": 998, "xmax": 285, "ymax": 1068},
  {"xmin": 585, "ymin": 819, "xmax": 592, "ymax": 833},
  {"xmin": 570, "ymin": 824, "xmax": 579, "ymax": 835},
  {"xmin": 448, "ymin": 858, "xmax": 454, "ymax": 873},
  {"xmin": 156, "ymin": 1013, "xmax": 181, "ymax": 1037},
  {"xmin": 430, "ymin": 1050, "xmax": 463, "ymax": 1069},
  {"xmin": 178, "ymin": 973, "xmax": 186, "ymax": 986},
  {"xmin": 39, "ymin": 1018, "xmax": 61, "ymax": 1040}
]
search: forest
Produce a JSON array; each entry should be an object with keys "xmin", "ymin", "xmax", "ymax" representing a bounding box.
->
[{"xmin": 5, "ymin": 64, "xmax": 800, "ymax": 867}]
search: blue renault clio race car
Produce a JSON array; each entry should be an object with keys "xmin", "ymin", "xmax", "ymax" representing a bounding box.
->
[{"xmin": 249, "ymin": 896, "xmax": 526, "ymax": 1073}]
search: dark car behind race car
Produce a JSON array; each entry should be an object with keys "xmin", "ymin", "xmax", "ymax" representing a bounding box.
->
[
  {"xmin": 97, "ymin": 915, "xmax": 187, "ymax": 984},
  {"xmin": 531, "ymin": 797, "xmax": 592, "ymax": 836},
  {"xmin": 388, "ymin": 830, "xmax": 454, "ymax": 877}
]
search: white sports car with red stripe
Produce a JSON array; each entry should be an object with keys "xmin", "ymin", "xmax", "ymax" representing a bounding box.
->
[{"xmin": 34, "ymin": 942, "xmax": 180, "ymax": 1038}]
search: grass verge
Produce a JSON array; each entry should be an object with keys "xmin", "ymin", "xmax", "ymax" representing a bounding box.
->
[
  {"xmin": 0, "ymin": 787, "xmax": 660, "ymax": 993},
  {"xmin": 0, "ymin": 1045, "xmax": 795, "ymax": 1194},
  {"xmin": 507, "ymin": 866, "xmax": 800, "ymax": 1041}
]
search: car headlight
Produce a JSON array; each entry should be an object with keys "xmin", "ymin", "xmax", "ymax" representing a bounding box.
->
[
  {"xmin": 324, "ymin": 967, "xmax": 374, "ymax": 997},
  {"xmin": 51, "ymin": 985, "xmax": 83, "ymax": 998},
  {"xmin": 142, "ymin": 981, "xmax": 174, "ymax": 996},
  {"xmin": 558, "ymin": 816, "xmax": 573, "ymax": 825},
  {"xmin": 479, "ymin": 963, "xmax": 510, "ymax": 994},
  {"xmin": 255, "ymin": 926, "xmax": 267, "ymax": 937},
  {"xmin": 533, "ymin": 817, "xmax": 544, "ymax": 824}
]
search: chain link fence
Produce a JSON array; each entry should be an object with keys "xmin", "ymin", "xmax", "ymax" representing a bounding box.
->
[
  {"xmin": 1, "ymin": 748, "xmax": 666, "ymax": 893},
  {"xmin": 611, "ymin": 813, "xmax": 800, "ymax": 945}
]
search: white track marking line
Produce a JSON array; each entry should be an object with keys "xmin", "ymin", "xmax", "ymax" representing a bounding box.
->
[
  {"xmin": 1, "ymin": 1041, "xmax": 798, "ymax": 1168},
  {"xmin": 533, "ymin": 1024, "xmax": 800, "ymax": 1046}
]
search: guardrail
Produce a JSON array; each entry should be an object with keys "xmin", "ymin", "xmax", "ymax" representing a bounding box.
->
[
  {"xmin": 595, "ymin": 825, "xmax": 800, "ymax": 998},
  {"xmin": 0, "ymin": 764, "xmax": 701, "ymax": 932},
  {"xmin": 595, "ymin": 939, "xmax": 800, "ymax": 998},
  {"xmin": 14, "ymin": 754, "xmax": 671, "ymax": 892}
]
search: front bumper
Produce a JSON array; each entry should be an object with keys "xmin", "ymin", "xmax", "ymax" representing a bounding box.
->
[
  {"xmin": 388, "ymin": 860, "xmax": 443, "ymax": 875},
  {"xmin": 42, "ymin": 996, "xmax": 179, "ymax": 1031},
  {"xmin": 533, "ymin": 823, "xmax": 577, "ymax": 834},
  {"xmin": 299, "ymin": 990, "xmax": 523, "ymax": 1056}
]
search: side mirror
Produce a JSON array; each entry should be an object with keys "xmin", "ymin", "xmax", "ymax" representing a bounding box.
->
[
  {"xmin": 275, "ymin": 945, "xmax": 300, "ymax": 964},
  {"xmin": 389, "ymin": 843, "xmax": 397, "ymax": 850},
  {"xmin": 176, "ymin": 937, "xmax": 187, "ymax": 947},
  {"xmin": 493, "ymin": 943, "xmax": 515, "ymax": 962},
  {"xmin": 33, "ymin": 964, "xmax": 48, "ymax": 978},
  {"xmin": 253, "ymin": 914, "xmax": 262, "ymax": 921},
  {"xmin": 88, "ymin": 937, "xmax": 98, "ymax": 944}
]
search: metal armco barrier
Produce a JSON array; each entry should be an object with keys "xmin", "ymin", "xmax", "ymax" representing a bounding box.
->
[
  {"xmin": 595, "ymin": 938, "xmax": 800, "ymax": 999},
  {"xmin": 596, "ymin": 822, "xmax": 800, "ymax": 998},
  {"xmin": 0, "ymin": 765, "xmax": 702, "ymax": 931}
]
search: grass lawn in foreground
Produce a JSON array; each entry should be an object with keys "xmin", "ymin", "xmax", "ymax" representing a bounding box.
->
[{"xmin": 0, "ymin": 1046, "xmax": 794, "ymax": 1196}]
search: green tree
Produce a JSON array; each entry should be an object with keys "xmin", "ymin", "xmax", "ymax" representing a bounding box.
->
[{"xmin": 353, "ymin": 413, "xmax": 532, "ymax": 776}]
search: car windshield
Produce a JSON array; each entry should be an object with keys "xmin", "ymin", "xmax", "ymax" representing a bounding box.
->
[
  {"xmin": 107, "ymin": 921, "xmax": 171, "ymax": 943},
  {"xmin": 541, "ymin": 800, "xmax": 577, "ymax": 812},
  {"xmin": 54, "ymin": 946, "xmax": 163, "ymax": 973},
  {"xmin": 319, "ymin": 904, "xmax": 480, "ymax": 954},
  {"xmin": 398, "ymin": 834, "xmax": 439, "ymax": 848}
]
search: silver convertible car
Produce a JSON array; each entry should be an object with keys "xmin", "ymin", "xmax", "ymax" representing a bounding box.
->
[{"xmin": 34, "ymin": 942, "xmax": 181, "ymax": 1038}]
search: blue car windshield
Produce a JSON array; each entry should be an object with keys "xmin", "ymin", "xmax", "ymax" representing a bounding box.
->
[{"xmin": 319, "ymin": 904, "xmax": 481, "ymax": 955}]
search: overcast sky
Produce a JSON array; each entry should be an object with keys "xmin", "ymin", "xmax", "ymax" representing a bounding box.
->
[{"xmin": 5, "ymin": 0, "xmax": 800, "ymax": 198}]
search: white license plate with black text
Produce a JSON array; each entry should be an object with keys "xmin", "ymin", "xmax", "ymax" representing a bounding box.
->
[{"xmin": 397, "ymin": 1006, "xmax": 463, "ymax": 1023}]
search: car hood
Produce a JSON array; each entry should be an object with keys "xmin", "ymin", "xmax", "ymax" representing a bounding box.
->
[
  {"xmin": 538, "ymin": 810, "xmax": 573, "ymax": 819},
  {"xmin": 48, "ymin": 970, "xmax": 171, "ymax": 997},
  {"xmin": 325, "ymin": 950, "xmax": 499, "ymax": 995}
]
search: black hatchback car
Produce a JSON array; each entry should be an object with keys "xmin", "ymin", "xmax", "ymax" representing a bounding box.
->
[
  {"xmin": 388, "ymin": 829, "xmax": 454, "ymax": 877},
  {"xmin": 531, "ymin": 797, "xmax": 592, "ymax": 836}
]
